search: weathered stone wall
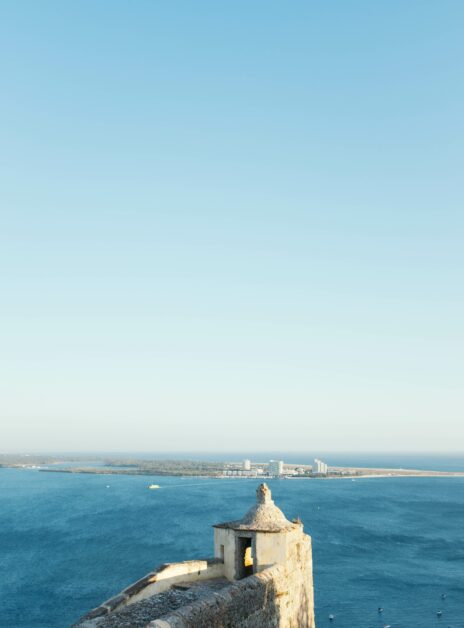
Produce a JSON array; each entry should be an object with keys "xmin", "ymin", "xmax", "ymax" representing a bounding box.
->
[
  {"xmin": 125, "ymin": 559, "xmax": 225, "ymax": 605},
  {"xmin": 75, "ymin": 559, "xmax": 224, "ymax": 626},
  {"xmin": 213, "ymin": 527, "xmax": 237, "ymax": 580},
  {"xmin": 278, "ymin": 527, "xmax": 314, "ymax": 628},
  {"xmin": 149, "ymin": 559, "xmax": 314, "ymax": 628},
  {"xmin": 149, "ymin": 566, "xmax": 284, "ymax": 628}
]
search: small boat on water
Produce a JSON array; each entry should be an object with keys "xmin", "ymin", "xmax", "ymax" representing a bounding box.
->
[{"xmin": 148, "ymin": 484, "xmax": 160, "ymax": 489}]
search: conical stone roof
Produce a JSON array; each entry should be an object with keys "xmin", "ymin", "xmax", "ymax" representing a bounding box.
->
[{"xmin": 214, "ymin": 483, "xmax": 296, "ymax": 532}]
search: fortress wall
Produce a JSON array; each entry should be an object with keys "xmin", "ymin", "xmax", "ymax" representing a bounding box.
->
[
  {"xmin": 148, "ymin": 565, "xmax": 285, "ymax": 628},
  {"xmin": 76, "ymin": 559, "xmax": 224, "ymax": 625},
  {"xmin": 124, "ymin": 559, "xmax": 225, "ymax": 604},
  {"xmin": 149, "ymin": 538, "xmax": 314, "ymax": 628}
]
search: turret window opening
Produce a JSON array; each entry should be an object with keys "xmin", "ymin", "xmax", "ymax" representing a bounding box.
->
[{"xmin": 236, "ymin": 536, "xmax": 254, "ymax": 579}]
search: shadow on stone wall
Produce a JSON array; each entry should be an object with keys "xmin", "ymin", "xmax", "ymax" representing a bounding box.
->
[{"xmin": 295, "ymin": 581, "xmax": 312, "ymax": 628}]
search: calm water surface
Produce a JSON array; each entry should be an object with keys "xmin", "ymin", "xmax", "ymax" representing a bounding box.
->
[{"xmin": 1, "ymin": 458, "xmax": 463, "ymax": 627}]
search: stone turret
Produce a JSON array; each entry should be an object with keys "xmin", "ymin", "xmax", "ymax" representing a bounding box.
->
[
  {"xmin": 75, "ymin": 483, "xmax": 315, "ymax": 627},
  {"xmin": 213, "ymin": 485, "xmax": 315, "ymax": 613}
]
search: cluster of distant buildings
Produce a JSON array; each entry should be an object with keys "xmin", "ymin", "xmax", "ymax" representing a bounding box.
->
[
  {"xmin": 222, "ymin": 459, "xmax": 265, "ymax": 478},
  {"xmin": 267, "ymin": 458, "xmax": 330, "ymax": 477},
  {"xmin": 222, "ymin": 457, "xmax": 331, "ymax": 478}
]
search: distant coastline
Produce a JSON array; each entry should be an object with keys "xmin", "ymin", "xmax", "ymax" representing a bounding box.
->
[
  {"xmin": 2, "ymin": 454, "xmax": 464, "ymax": 479},
  {"xmin": 37, "ymin": 466, "xmax": 464, "ymax": 479}
]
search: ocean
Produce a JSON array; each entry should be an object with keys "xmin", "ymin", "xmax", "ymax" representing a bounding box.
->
[{"xmin": 1, "ymin": 454, "xmax": 463, "ymax": 627}]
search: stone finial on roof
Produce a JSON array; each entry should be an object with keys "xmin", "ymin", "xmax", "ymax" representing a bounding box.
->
[
  {"xmin": 256, "ymin": 483, "xmax": 272, "ymax": 504},
  {"xmin": 214, "ymin": 483, "xmax": 296, "ymax": 532}
]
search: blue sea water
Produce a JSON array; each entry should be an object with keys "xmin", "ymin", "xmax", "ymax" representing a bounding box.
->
[{"xmin": 1, "ymin": 455, "xmax": 464, "ymax": 628}]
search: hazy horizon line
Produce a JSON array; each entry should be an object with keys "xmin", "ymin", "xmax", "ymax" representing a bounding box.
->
[{"xmin": 3, "ymin": 449, "xmax": 464, "ymax": 456}]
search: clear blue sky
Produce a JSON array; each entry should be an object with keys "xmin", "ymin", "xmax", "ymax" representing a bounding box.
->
[{"xmin": 1, "ymin": 1, "xmax": 462, "ymax": 452}]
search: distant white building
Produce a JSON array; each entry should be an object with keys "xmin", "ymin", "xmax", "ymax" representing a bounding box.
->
[
  {"xmin": 313, "ymin": 458, "xmax": 328, "ymax": 475},
  {"xmin": 269, "ymin": 460, "xmax": 284, "ymax": 476},
  {"xmin": 243, "ymin": 459, "xmax": 251, "ymax": 471}
]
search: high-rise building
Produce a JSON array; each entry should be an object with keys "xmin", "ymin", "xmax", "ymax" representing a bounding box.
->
[
  {"xmin": 243, "ymin": 459, "xmax": 251, "ymax": 471},
  {"xmin": 269, "ymin": 460, "xmax": 284, "ymax": 476},
  {"xmin": 313, "ymin": 458, "xmax": 328, "ymax": 475}
]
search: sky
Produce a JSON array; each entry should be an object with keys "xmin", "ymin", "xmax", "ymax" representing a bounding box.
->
[{"xmin": 0, "ymin": 1, "xmax": 463, "ymax": 453}]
